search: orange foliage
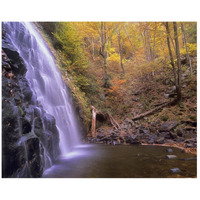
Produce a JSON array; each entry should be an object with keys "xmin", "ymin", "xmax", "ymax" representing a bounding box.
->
[{"xmin": 108, "ymin": 79, "xmax": 127, "ymax": 94}]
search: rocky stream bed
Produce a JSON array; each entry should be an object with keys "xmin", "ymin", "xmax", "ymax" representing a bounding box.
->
[{"xmin": 86, "ymin": 118, "xmax": 197, "ymax": 154}]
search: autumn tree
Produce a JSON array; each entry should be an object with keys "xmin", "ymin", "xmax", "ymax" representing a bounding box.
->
[
  {"xmin": 99, "ymin": 22, "xmax": 110, "ymax": 88},
  {"xmin": 173, "ymin": 22, "xmax": 182, "ymax": 102},
  {"xmin": 165, "ymin": 22, "xmax": 177, "ymax": 88},
  {"xmin": 116, "ymin": 24, "xmax": 125, "ymax": 74},
  {"xmin": 165, "ymin": 22, "xmax": 182, "ymax": 103},
  {"xmin": 123, "ymin": 24, "xmax": 139, "ymax": 65},
  {"xmin": 181, "ymin": 22, "xmax": 192, "ymax": 75}
]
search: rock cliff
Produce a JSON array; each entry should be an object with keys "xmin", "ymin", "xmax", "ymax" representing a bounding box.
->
[{"xmin": 2, "ymin": 23, "xmax": 60, "ymax": 178}]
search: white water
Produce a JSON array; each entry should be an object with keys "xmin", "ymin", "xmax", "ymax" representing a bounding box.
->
[{"xmin": 5, "ymin": 22, "xmax": 80, "ymax": 155}]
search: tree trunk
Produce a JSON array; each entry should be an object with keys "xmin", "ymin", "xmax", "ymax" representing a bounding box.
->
[
  {"xmin": 99, "ymin": 22, "xmax": 109, "ymax": 88},
  {"xmin": 143, "ymin": 31, "xmax": 150, "ymax": 61},
  {"xmin": 123, "ymin": 25, "xmax": 139, "ymax": 65},
  {"xmin": 91, "ymin": 106, "xmax": 97, "ymax": 137},
  {"xmin": 108, "ymin": 113, "xmax": 120, "ymax": 129},
  {"xmin": 169, "ymin": 32, "xmax": 176, "ymax": 52},
  {"xmin": 91, "ymin": 37, "xmax": 95, "ymax": 61},
  {"xmin": 141, "ymin": 31, "xmax": 149, "ymax": 62},
  {"xmin": 105, "ymin": 23, "xmax": 109, "ymax": 58},
  {"xmin": 173, "ymin": 22, "xmax": 182, "ymax": 102},
  {"xmin": 181, "ymin": 22, "xmax": 192, "ymax": 76},
  {"xmin": 165, "ymin": 22, "xmax": 177, "ymax": 86},
  {"xmin": 146, "ymin": 25, "xmax": 153, "ymax": 61},
  {"xmin": 116, "ymin": 25, "xmax": 125, "ymax": 74},
  {"xmin": 152, "ymin": 22, "xmax": 157, "ymax": 60}
]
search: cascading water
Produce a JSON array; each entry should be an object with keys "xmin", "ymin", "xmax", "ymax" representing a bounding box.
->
[{"xmin": 4, "ymin": 22, "xmax": 80, "ymax": 156}]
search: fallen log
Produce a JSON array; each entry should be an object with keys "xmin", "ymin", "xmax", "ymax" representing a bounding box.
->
[
  {"xmin": 108, "ymin": 113, "xmax": 120, "ymax": 129},
  {"xmin": 132, "ymin": 100, "xmax": 176, "ymax": 121},
  {"xmin": 153, "ymin": 101, "xmax": 168, "ymax": 107}
]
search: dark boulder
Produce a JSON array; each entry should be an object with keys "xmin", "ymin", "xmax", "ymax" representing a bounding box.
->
[
  {"xmin": 175, "ymin": 137, "xmax": 184, "ymax": 143},
  {"xmin": 176, "ymin": 126, "xmax": 185, "ymax": 137},
  {"xmin": 97, "ymin": 133, "xmax": 106, "ymax": 139},
  {"xmin": 125, "ymin": 135, "xmax": 140, "ymax": 144},
  {"xmin": 159, "ymin": 121, "xmax": 178, "ymax": 132},
  {"xmin": 155, "ymin": 137, "xmax": 165, "ymax": 144},
  {"xmin": 148, "ymin": 134, "xmax": 156, "ymax": 144},
  {"xmin": 165, "ymin": 139, "xmax": 175, "ymax": 144},
  {"xmin": 170, "ymin": 168, "xmax": 181, "ymax": 174},
  {"xmin": 160, "ymin": 132, "xmax": 171, "ymax": 139},
  {"xmin": 170, "ymin": 131, "xmax": 177, "ymax": 139}
]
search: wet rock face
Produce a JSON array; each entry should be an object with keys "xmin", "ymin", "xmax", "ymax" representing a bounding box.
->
[{"xmin": 2, "ymin": 24, "xmax": 60, "ymax": 178}]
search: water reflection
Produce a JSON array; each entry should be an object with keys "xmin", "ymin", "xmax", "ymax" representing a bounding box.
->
[{"xmin": 43, "ymin": 144, "xmax": 197, "ymax": 178}]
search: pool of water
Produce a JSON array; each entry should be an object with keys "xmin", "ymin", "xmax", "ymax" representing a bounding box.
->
[{"xmin": 43, "ymin": 144, "xmax": 197, "ymax": 178}]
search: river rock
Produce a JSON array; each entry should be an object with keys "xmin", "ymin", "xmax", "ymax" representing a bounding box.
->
[
  {"xmin": 159, "ymin": 121, "xmax": 178, "ymax": 132},
  {"xmin": 148, "ymin": 134, "xmax": 156, "ymax": 144},
  {"xmin": 166, "ymin": 155, "xmax": 177, "ymax": 159},
  {"xmin": 176, "ymin": 137, "xmax": 184, "ymax": 142},
  {"xmin": 185, "ymin": 143, "xmax": 195, "ymax": 148},
  {"xmin": 176, "ymin": 126, "xmax": 185, "ymax": 137},
  {"xmin": 166, "ymin": 148, "xmax": 173, "ymax": 153},
  {"xmin": 155, "ymin": 137, "xmax": 165, "ymax": 144},
  {"xmin": 170, "ymin": 131, "xmax": 177, "ymax": 139},
  {"xmin": 165, "ymin": 139, "xmax": 175, "ymax": 144},
  {"xmin": 97, "ymin": 133, "xmax": 105, "ymax": 139},
  {"xmin": 126, "ymin": 135, "xmax": 140, "ymax": 144},
  {"xmin": 170, "ymin": 168, "xmax": 181, "ymax": 174},
  {"xmin": 183, "ymin": 157, "xmax": 197, "ymax": 161},
  {"xmin": 160, "ymin": 131, "xmax": 171, "ymax": 139},
  {"xmin": 141, "ymin": 129, "xmax": 149, "ymax": 135}
]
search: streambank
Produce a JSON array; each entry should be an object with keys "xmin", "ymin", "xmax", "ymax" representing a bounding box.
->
[{"xmin": 85, "ymin": 118, "xmax": 197, "ymax": 155}]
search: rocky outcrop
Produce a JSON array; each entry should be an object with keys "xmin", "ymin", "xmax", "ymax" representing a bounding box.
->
[
  {"xmin": 86, "ymin": 117, "xmax": 196, "ymax": 149},
  {"xmin": 2, "ymin": 24, "xmax": 60, "ymax": 178}
]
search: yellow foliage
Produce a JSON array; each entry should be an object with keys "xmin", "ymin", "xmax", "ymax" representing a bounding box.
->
[
  {"xmin": 180, "ymin": 43, "xmax": 197, "ymax": 56},
  {"xmin": 107, "ymin": 53, "xmax": 120, "ymax": 63},
  {"xmin": 187, "ymin": 43, "xmax": 197, "ymax": 55}
]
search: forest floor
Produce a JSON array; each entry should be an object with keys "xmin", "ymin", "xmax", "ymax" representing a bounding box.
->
[{"xmin": 85, "ymin": 58, "xmax": 197, "ymax": 155}]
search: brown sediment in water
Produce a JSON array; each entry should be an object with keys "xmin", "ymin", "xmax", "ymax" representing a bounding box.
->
[{"xmin": 141, "ymin": 143, "xmax": 197, "ymax": 155}]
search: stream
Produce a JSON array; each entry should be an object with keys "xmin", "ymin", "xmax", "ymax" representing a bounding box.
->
[{"xmin": 43, "ymin": 144, "xmax": 196, "ymax": 178}]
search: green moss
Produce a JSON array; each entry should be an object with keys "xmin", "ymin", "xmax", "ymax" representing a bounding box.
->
[
  {"xmin": 18, "ymin": 106, "xmax": 24, "ymax": 117},
  {"xmin": 140, "ymin": 94, "xmax": 149, "ymax": 110},
  {"xmin": 188, "ymin": 115, "xmax": 197, "ymax": 121},
  {"xmin": 160, "ymin": 115, "xmax": 169, "ymax": 121}
]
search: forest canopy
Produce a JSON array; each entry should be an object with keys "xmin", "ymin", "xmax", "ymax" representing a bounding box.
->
[{"xmin": 38, "ymin": 22, "xmax": 197, "ymax": 129}]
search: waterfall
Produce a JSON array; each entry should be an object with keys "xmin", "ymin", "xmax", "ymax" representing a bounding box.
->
[{"xmin": 4, "ymin": 22, "xmax": 80, "ymax": 155}]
